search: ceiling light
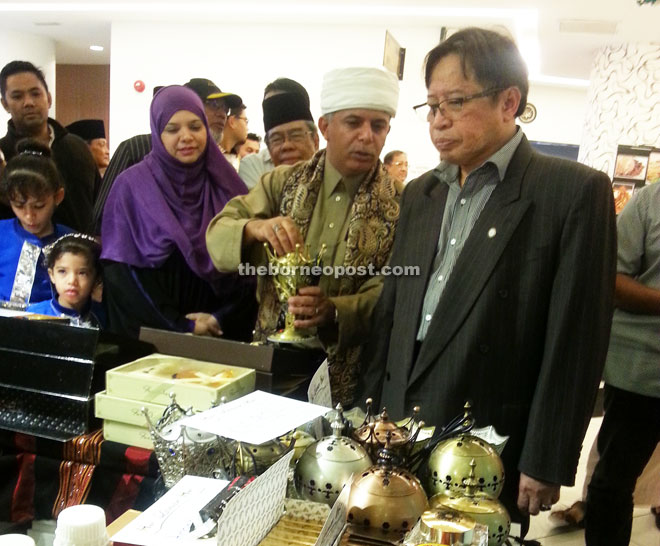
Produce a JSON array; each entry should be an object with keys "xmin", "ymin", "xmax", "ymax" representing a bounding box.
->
[{"xmin": 89, "ymin": 45, "xmax": 104, "ymax": 52}]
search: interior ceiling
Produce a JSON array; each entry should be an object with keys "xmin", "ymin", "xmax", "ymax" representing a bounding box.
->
[{"xmin": 0, "ymin": 0, "xmax": 658, "ymax": 81}]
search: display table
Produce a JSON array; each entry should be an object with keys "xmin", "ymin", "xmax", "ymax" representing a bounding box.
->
[{"xmin": 0, "ymin": 430, "xmax": 160, "ymax": 525}]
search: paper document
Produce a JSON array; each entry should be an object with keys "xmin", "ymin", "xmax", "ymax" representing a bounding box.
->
[{"xmin": 179, "ymin": 390, "xmax": 329, "ymax": 445}]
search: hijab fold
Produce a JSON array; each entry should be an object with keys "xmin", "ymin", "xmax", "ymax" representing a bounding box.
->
[{"xmin": 101, "ymin": 86, "xmax": 247, "ymax": 287}]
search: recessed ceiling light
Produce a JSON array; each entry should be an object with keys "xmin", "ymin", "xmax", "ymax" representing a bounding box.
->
[
  {"xmin": 89, "ymin": 45, "xmax": 104, "ymax": 52},
  {"xmin": 34, "ymin": 22, "xmax": 61, "ymax": 26}
]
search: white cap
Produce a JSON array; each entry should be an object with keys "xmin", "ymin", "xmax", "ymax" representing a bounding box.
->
[
  {"xmin": 54, "ymin": 505, "xmax": 109, "ymax": 546},
  {"xmin": 0, "ymin": 535, "xmax": 36, "ymax": 546},
  {"xmin": 320, "ymin": 67, "xmax": 399, "ymax": 117}
]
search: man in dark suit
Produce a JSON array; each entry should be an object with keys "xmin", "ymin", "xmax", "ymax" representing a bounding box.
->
[{"xmin": 359, "ymin": 27, "xmax": 617, "ymax": 533}]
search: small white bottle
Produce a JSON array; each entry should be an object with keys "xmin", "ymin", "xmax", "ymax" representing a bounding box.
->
[
  {"xmin": 0, "ymin": 535, "xmax": 36, "ymax": 546},
  {"xmin": 53, "ymin": 505, "xmax": 110, "ymax": 546}
]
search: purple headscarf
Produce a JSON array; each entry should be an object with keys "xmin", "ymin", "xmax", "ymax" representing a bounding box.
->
[{"xmin": 101, "ymin": 85, "xmax": 247, "ymax": 286}]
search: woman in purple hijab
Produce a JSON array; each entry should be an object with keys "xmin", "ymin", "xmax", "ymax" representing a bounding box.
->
[{"xmin": 101, "ymin": 85, "xmax": 256, "ymax": 339}]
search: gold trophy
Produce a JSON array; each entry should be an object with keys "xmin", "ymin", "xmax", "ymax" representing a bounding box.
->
[{"xmin": 265, "ymin": 242, "xmax": 326, "ymax": 344}]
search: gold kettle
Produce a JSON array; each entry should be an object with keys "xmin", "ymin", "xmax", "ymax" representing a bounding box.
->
[{"xmin": 430, "ymin": 459, "xmax": 511, "ymax": 545}]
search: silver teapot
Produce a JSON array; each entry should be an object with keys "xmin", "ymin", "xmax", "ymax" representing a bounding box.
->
[{"xmin": 294, "ymin": 404, "xmax": 372, "ymax": 506}]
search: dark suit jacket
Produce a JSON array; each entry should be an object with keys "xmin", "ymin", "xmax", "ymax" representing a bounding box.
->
[{"xmin": 360, "ymin": 136, "xmax": 616, "ymax": 488}]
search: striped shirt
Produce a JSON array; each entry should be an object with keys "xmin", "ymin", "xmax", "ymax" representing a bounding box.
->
[
  {"xmin": 416, "ymin": 128, "xmax": 523, "ymax": 340},
  {"xmin": 92, "ymin": 134, "xmax": 152, "ymax": 234}
]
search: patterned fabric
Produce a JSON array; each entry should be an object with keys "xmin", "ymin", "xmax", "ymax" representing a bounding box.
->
[
  {"xmin": 0, "ymin": 218, "xmax": 74, "ymax": 307},
  {"xmin": 256, "ymin": 150, "xmax": 399, "ymax": 404},
  {"xmin": 0, "ymin": 430, "xmax": 158, "ymax": 524},
  {"xmin": 53, "ymin": 430, "xmax": 104, "ymax": 517},
  {"xmin": 9, "ymin": 241, "xmax": 41, "ymax": 307}
]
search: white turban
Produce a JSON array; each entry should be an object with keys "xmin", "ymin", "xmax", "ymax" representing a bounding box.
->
[{"xmin": 320, "ymin": 67, "xmax": 399, "ymax": 117}]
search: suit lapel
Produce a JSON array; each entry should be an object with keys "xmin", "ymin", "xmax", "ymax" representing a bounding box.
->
[
  {"xmin": 409, "ymin": 138, "xmax": 534, "ymax": 386},
  {"xmin": 405, "ymin": 174, "xmax": 450, "ymax": 328}
]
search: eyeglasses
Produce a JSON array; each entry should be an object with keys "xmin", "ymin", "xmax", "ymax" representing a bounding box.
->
[
  {"xmin": 392, "ymin": 161, "xmax": 408, "ymax": 167},
  {"xmin": 204, "ymin": 98, "xmax": 229, "ymax": 113},
  {"xmin": 413, "ymin": 88, "xmax": 503, "ymax": 121},
  {"xmin": 234, "ymin": 115, "xmax": 248, "ymax": 124},
  {"xmin": 266, "ymin": 129, "xmax": 313, "ymax": 148}
]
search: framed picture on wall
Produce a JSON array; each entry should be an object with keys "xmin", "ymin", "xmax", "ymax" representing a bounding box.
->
[
  {"xmin": 614, "ymin": 154, "xmax": 649, "ymax": 181},
  {"xmin": 612, "ymin": 145, "xmax": 658, "ymax": 213},
  {"xmin": 612, "ymin": 181, "xmax": 635, "ymax": 215},
  {"xmin": 383, "ymin": 31, "xmax": 405, "ymax": 80},
  {"xmin": 646, "ymin": 152, "xmax": 660, "ymax": 185}
]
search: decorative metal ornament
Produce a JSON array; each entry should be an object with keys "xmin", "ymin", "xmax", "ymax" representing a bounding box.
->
[
  {"xmin": 226, "ymin": 438, "xmax": 288, "ymax": 477},
  {"xmin": 430, "ymin": 459, "xmax": 511, "ymax": 546},
  {"xmin": 519, "ymin": 102, "xmax": 537, "ymax": 123},
  {"xmin": 280, "ymin": 429, "xmax": 317, "ymax": 463},
  {"xmin": 425, "ymin": 433, "xmax": 505, "ymax": 499},
  {"xmin": 265, "ymin": 242, "xmax": 326, "ymax": 344},
  {"xmin": 294, "ymin": 404, "xmax": 372, "ymax": 506},
  {"xmin": 352, "ymin": 398, "xmax": 423, "ymax": 463},
  {"xmin": 418, "ymin": 507, "xmax": 477, "ymax": 544},
  {"xmin": 144, "ymin": 393, "xmax": 224, "ymax": 488},
  {"xmin": 346, "ymin": 433, "xmax": 428, "ymax": 534}
]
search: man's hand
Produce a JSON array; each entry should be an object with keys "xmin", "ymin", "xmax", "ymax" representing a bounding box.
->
[
  {"xmin": 517, "ymin": 473, "xmax": 560, "ymax": 515},
  {"xmin": 186, "ymin": 313, "xmax": 223, "ymax": 337},
  {"xmin": 288, "ymin": 286, "xmax": 336, "ymax": 329},
  {"xmin": 243, "ymin": 216, "xmax": 303, "ymax": 256}
]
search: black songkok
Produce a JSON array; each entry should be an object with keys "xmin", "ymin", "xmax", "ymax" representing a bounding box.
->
[{"xmin": 262, "ymin": 93, "xmax": 314, "ymax": 133}]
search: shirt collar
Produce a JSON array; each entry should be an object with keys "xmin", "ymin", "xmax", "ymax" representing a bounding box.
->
[
  {"xmin": 434, "ymin": 126, "xmax": 523, "ymax": 184},
  {"xmin": 323, "ymin": 158, "xmax": 366, "ymax": 199},
  {"xmin": 47, "ymin": 123, "xmax": 55, "ymax": 148},
  {"xmin": 51, "ymin": 297, "xmax": 91, "ymax": 318}
]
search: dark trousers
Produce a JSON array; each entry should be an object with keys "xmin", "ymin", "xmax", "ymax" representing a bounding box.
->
[{"xmin": 585, "ymin": 384, "xmax": 660, "ymax": 546}]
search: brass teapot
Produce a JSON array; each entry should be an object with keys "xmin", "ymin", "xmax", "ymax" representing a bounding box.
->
[
  {"xmin": 346, "ymin": 433, "xmax": 428, "ymax": 535},
  {"xmin": 425, "ymin": 433, "xmax": 505, "ymax": 499},
  {"xmin": 430, "ymin": 459, "xmax": 510, "ymax": 545}
]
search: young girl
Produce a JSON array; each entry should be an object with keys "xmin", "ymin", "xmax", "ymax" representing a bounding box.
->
[
  {"xmin": 27, "ymin": 234, "xmax": 105, "ymax": 328},
  {"xmin": 0, "ymin": 139, "xmax": 72, "ymax": 308}
]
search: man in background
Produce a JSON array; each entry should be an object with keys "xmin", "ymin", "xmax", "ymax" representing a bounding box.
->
[
  {"xmin": 383, "ymin": 149, "xmax": 408, "ymax": 193},
  {"xmin": 585, "ymin": 182, "xmax": 660, "ymax": 545},
  {"xmin": 238, "ymin": 132, "xmax": 261, "ymax": 158},
  {"xmin": 238, "ymin": 77, "xmax": 314, "ymax": 188},
  {"xmin": 220, "ymin": 104, "xmax": 249, "ymax": 170},
  {"xmin": 0, "ymin": 60, "xmax": 98, "ymax": 232},
  {"xmin": 66, "ymin": 119, "xmax": 110, "ymax": 177}
]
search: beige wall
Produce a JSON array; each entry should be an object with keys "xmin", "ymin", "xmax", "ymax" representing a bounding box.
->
[{"xmin": 56, "ymin": 64, "xmax": 110, "ymax": 143}]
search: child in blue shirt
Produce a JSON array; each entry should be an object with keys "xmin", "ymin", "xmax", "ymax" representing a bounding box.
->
[
  {"xmin": 0, "ymin": 139, "xmax": 72, "ymax": 308},
  {"xmin": 27, "ymin": 234, "xmax": 105, "ymax": 328}
]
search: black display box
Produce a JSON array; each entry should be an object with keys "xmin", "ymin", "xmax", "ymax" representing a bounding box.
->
[{"xmin": 0, "ymin": 317, "xmax": 153, "ymax": 441}]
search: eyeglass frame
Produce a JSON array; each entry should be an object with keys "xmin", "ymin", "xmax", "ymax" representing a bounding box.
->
[
  {"xmin": 265, "ymin": 128, "xmax": 314, "ymax": 148},
  {"xmin": 413, "ymin": 88, "xmax": 504, "ymax": 120}
]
